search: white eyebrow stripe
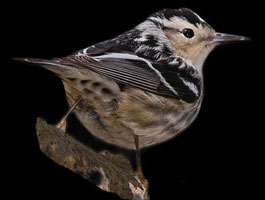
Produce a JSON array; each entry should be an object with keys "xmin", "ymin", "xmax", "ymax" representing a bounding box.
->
[{"xmin": 93, "ymin": 53, "xmax": 179, "ymax": 96}]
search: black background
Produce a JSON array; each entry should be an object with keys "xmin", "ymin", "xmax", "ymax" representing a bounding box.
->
[{"xmin": 3, "ymin": 1, "xmax": 262, "ymax": 199}]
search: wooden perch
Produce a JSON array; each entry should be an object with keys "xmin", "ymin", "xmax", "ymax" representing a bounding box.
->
[{"xmin": 35, "ymin": 118, "xmax": 148, "ymax": 200}]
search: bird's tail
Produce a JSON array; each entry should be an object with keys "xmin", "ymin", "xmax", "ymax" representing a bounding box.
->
[
  {"xmin": 14, "ymin": 57, "xmax": 84, "ymax": 106},
  {"xmin": 13, "ymin": 57, "xmax": 79, "ymax": 77},
  {"xmin": 14, "ymin": 57, "xmax": 61, "ymax": 65},
  {"xmin": 14, "ymin": 57, "xmax": 70, "ymax": 72}
]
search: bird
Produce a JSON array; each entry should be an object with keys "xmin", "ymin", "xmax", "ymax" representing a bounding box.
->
[{"xmin": 16, "ymin": 8, "xmax": 249, "ymax": 192}]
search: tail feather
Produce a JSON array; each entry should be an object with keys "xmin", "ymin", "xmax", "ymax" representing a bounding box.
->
[
  {"xmin": 13, "ymin": 57, "xmax": 77, "ymax": 75},
  {"xmin": 14, "ymin": 57, "xmax": 62, "ymax": 66}
]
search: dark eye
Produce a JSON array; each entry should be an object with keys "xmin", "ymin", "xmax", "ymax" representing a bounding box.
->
[{"xmin": 183, "ymin": 28, "xmax": 194, "ymax": 38}]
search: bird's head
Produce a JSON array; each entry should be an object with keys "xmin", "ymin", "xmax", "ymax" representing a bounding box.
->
[{"xmin": 136, "ymin": 8, "xmax": 249, "ymax": 71}]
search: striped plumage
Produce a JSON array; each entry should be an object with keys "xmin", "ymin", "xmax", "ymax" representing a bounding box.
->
[{"xmin": 19, "ymin": 8, "xmax": 248, "ymax": 149}]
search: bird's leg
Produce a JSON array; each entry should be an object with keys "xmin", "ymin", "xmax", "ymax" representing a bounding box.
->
[
  {"xmin": 56, "ymin": 96, "xmax": 82, "ymax": 131},
  {"xmin": 133, "ymin": 134, "xmax": 149, "ymax": 190}
]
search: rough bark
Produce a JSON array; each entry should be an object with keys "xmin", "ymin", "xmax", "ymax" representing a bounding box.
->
[{"xmin": 36, "ymin": 118, "xmax": 148, "ymax": 200}]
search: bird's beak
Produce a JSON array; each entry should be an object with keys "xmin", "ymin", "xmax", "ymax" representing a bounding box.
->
[{"xmin": 211, "ymin": 32, "xmax": 250, "ymax": 44}]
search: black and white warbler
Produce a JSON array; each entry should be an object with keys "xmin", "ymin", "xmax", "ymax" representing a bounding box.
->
[{"xmin": 16, "ymin": 8, "xmax": 249, "ymax": 195}]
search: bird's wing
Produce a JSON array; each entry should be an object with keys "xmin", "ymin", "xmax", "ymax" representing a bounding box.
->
[
  {"xmin": 63, "ymin": 52, "xmax": 178, "ymax": 97},
  {"xmin": 61, "ymin": 50, "xmax": 200, "ymax": 103}
]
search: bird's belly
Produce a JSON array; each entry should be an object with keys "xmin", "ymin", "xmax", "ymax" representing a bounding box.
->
[
  {"xmin": 72, "ymin": 89, "xmax": 201, "ymax": 149},
  {"xmin": 122, "ymin": 110, "xmax": 198, "ymax": 148}
]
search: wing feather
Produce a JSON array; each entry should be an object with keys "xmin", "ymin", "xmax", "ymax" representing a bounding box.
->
[
  {"xmin": 60, "ymin": 40, "xmax": 201, "ymax": 102},
  {"xmin": 63, "ymin": 52, "xmax": 179, "ymax": 98}
]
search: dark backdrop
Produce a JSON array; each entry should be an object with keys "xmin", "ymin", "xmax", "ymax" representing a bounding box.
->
[{"xmin": 3, "ymin": 1, "xmax": 261, "ymax": 199}]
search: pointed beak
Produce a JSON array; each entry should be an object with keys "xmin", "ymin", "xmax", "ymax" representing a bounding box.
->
[{"xmin": 211, "ymin": 32, "xmax": 250, "ymax": 44}]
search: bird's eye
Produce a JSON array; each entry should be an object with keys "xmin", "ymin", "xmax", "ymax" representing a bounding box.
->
[{"xmin": 183, "ymin": 28, "xmax": 194, "ymax": 38}]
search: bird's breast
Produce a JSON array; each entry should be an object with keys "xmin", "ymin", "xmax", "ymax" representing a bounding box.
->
[{"xmin": 116, "ymin": 88, "xmax": 202, "ymax": 147}]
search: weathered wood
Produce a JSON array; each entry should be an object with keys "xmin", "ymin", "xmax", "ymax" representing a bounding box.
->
[{"xmin": 36, "ymin": 118, "xmax": 148, "ymax": 200}]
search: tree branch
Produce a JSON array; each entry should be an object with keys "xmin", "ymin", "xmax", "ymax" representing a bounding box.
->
[{"xmin": 36, "ymin": 118, "xmax": 148, "ymax": 200}]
